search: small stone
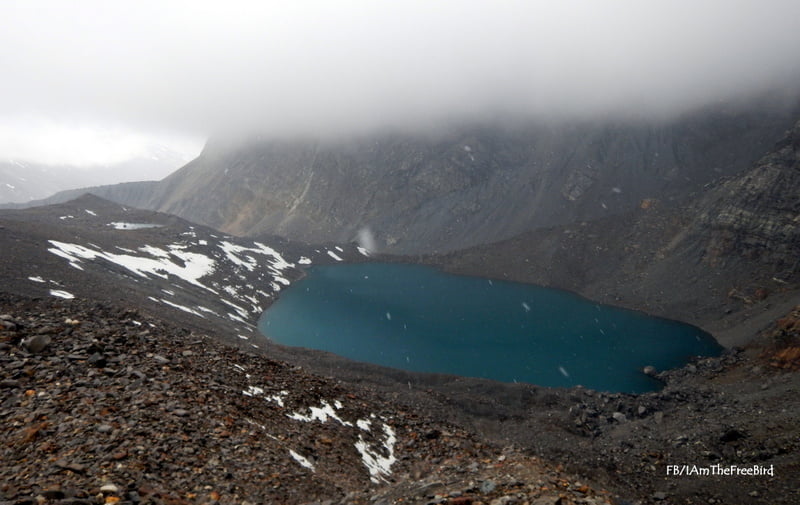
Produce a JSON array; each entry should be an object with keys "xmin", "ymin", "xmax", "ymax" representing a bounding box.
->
[
  {"xmin": 173, "ymin": 409, "xmax": 189, "ymax": 417},
  {"xmin": 152, "ymin": 354, "xmax": 170, "ymax": 364},
  {"xmin": 41, "ymin": 488, "xmax": 65, "ymax": 500},
  {"xmin": 653, "ymin": 411, "xmax": 664, "ymax": 424},
  {"xmin": 479, "ymin": 481, "xmax": 497, "ymax": 494},
  {"xmin": 637, "ymin": 406, "xmax": 647, "ymax": 416},
  {"xmin": 97, "ymin": 424, "xmax": 113, "ymax": 434},
  {"xmin": 88, "ymin": 353, "xmax": 107, "ymax": 368},
  {"xmin": 99, "ymin": 483, "xmax": 119, "ymax": 494},
  {"xmin": 56, "ymin": 460, "xmax": 87, "ymax": 473},
  {"xmin": 612, "ymin": 412, "xmax": 627, "ymax": 423},
  {"xmin": 642, "ymin": 365, "xmax": 657, "ymax": 376},
  {"xmin": 749, "ymin": 490, "xmax": 759, "ymax": 497},
  {"xmin": 23, "ymin": 334, "xmax": 51, "ymax": 354},
  {"xmin": 653, "ymin": 491, "xmax": 667, "ymax": 500},
  {"xmin": 0, "ymin": 379, "xmax": 21, "ymax": 388}
]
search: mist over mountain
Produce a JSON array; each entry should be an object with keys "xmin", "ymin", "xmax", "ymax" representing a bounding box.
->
[
  {"xmin": 0, "ymin": 144, "xmax": 187, "ymax": 204},
  {"xmin": 25, "ymin": 91, "xmax": 799, "ymax": 256}
]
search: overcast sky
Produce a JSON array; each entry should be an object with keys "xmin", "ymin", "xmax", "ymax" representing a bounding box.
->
[{"xmin": 2, "ymin": 0, "xmax": 800, "ymax": 167}]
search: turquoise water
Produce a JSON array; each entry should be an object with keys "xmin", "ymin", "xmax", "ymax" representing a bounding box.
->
[{"xmin": 258, "ymin": 263, "xmax": 722, "ymax": 393}]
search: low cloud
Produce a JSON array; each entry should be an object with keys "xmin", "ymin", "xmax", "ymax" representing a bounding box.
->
[{"xmin": 2, "ymin": 0, "xmax": 800, "ymax": 147}]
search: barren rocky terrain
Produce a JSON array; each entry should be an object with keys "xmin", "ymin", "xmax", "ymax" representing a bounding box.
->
[
  {"xmin": 1, "ymin": 105, "xmax": 798, "ymax": 504},
  {"xmin": 1, "ymin": 192, "xmax": 798, "ymax": 504}
]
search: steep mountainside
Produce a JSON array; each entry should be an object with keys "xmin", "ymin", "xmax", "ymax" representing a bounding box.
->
[
  {"xmin": 439, "ymin": 119, "xmax": 800, "ymax": 346},
  {"xmin": 18, "ymin": 95, "xmax": 800, "ymax": 254}
]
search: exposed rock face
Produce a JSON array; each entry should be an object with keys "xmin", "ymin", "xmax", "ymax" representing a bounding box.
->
[
  {"xmin": 699, "ymin": 119, "xmax": 800, "ymax": 271},
  {"xmin": 129, "ymin": 105, "xmax": 800, "ymax": 255},
  {"xmin": 438, "ymin": 119, "xmax": 800, "ymax": 345},
  {"xmin": 16, "ymin": 95, "xmax": 799, "ymax": 254}
]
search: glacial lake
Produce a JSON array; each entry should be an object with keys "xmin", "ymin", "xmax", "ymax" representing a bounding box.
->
[{"xmin": 258, "ymin": 263, "xmax": 722, "ymax": 393}]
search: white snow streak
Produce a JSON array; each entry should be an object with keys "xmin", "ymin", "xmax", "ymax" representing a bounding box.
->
[
  {"xmin": 49, "ymin": 289, "xmax": 74, "ymax": 299},
  {"xmin": 48, "ymin": 241, "xmax": 217, "ymax": 292},
  {"xmin": 108, "ymin": 222, "xmax": 163, "ymax": 230},
  {"xmin": 288, "ymin": 400, "xmax": 352, "ymax": 426},
  {"xmin": 289, "ymin": 450, "xmax": 315, "ymax": 471},
  {"xmin": 354, "ymin": 423, "xmax": 397, "ymax": 483}
]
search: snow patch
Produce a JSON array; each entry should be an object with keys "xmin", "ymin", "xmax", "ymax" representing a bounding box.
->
[
  {"xmin": 327, "ymin": 250, "xmax": 343, "ymax": 261},
  {"xmin": 288, "ymin": 400, "xmax": 352, "ymax": 426},
  {"xmin": 84, "ymin": 209, "xmax": 97, "ymax": 216},
  {"xmin": 28, "ymin": 276, "xmax": 45, "ymax": 283},
  {"xmin": 109, "ymin": 222, "xmax": 163, "ymax": 230},
  {"xmin": 298, "ymin": 256, "xmax": 312, "ymax": 265},
  {"xmin": 152, "ymin": 298, "xmax": 206, "ymax": 318},
  {"xmin": 49, "ymin": 289, "xmax": 74, "ymax": 299},
  {"xmin": 354, "ymin": 423, "xmax": 397, "ymax": 483},
  {"xmin": 48, "ymin": 241, "xmax": 217, "ymax": 292},
  {"xmin": 289, "ymin": 450, "xmax": 315, "ymax": 471},
  {"xmin": 242, "ymin": 385, "xmax": 264, "ymax": 397}
]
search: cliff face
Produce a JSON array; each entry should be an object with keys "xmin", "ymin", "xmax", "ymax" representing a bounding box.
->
[
  {"xmin": 24, "ymin": 96, "xmax": 799, "ymax": 254},
  {"xmin": 438, "ymin": 119, "xmax": 800, "ymax": 344},
  {"xmin": 699, "ymin": 119, "xmax": 800, "ymax": 272},
  {"xmin": 148, "ymin": 103, "xmax": 797, "ymax": 254}
]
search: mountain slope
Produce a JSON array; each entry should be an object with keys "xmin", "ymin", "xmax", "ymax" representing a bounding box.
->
[
  {"xmin": 2, "ymin": 196, "xmax": 799, "ymax": 504},
  {"xmin": 438, "ymin": 119, "xmax": 800, "ymax": 346},
  {"xmin": 16, "ymin": 94, "xmax": 800, "ymax": 254},
  {"xmin": 0, "ymin": 194, "xmax": 368, "ymax": 345}
]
